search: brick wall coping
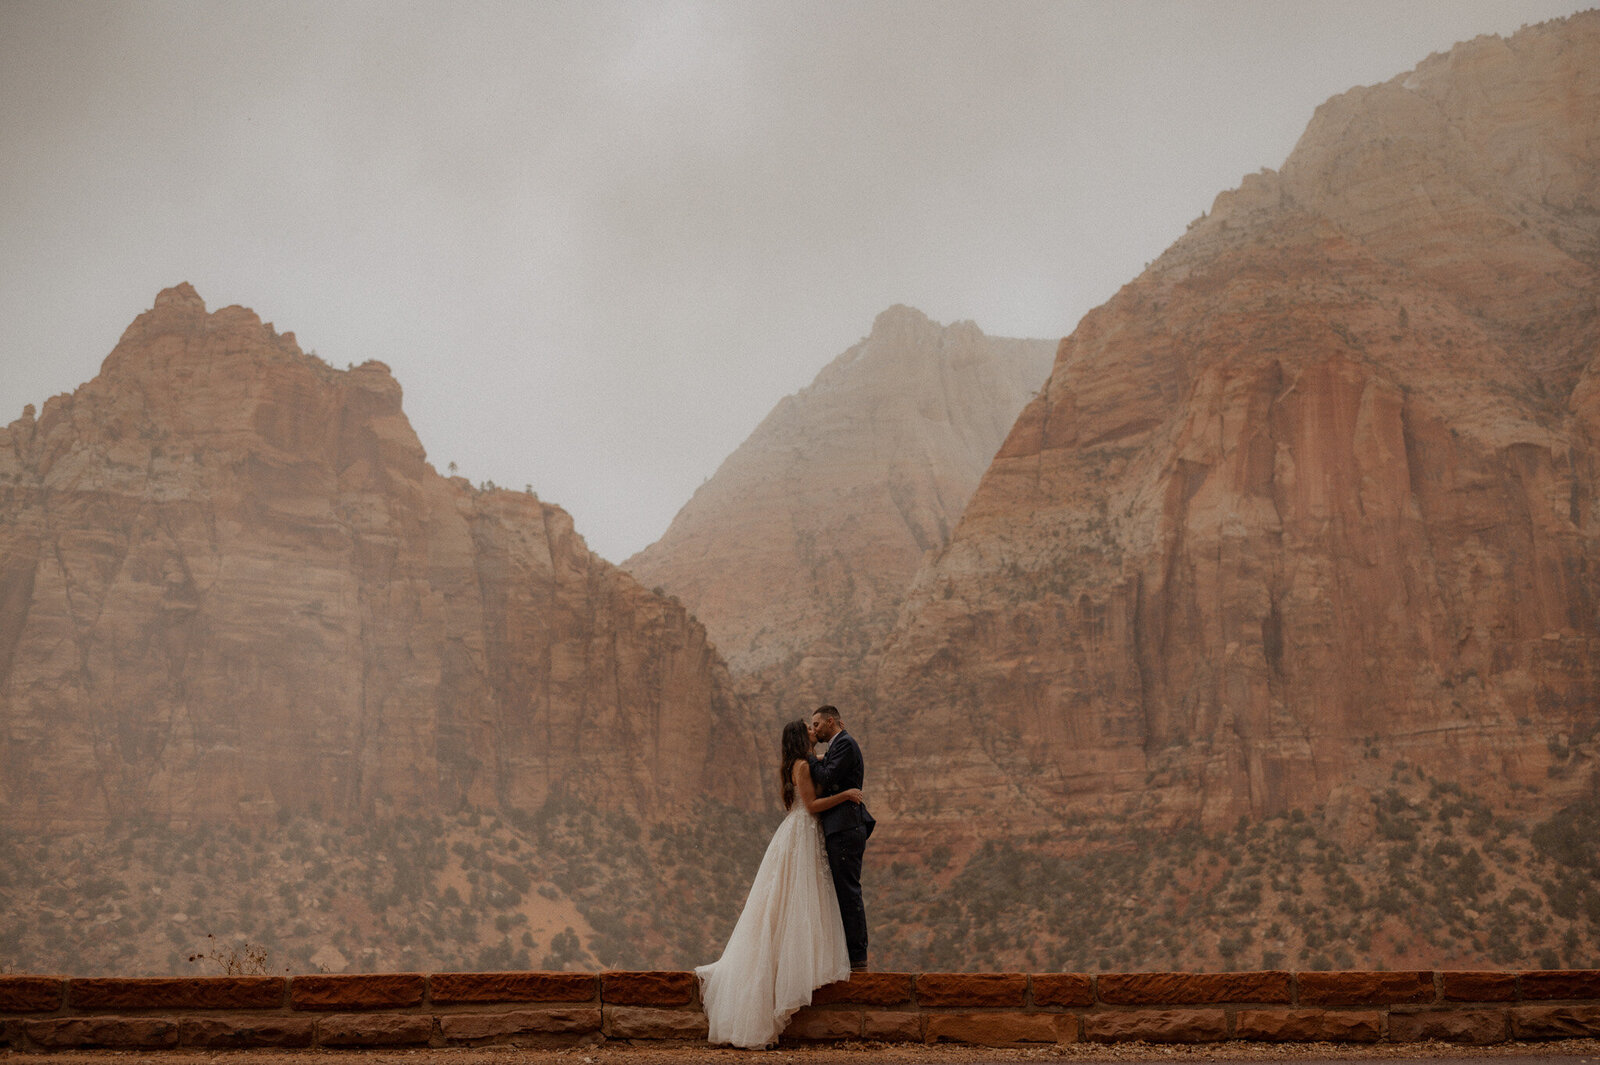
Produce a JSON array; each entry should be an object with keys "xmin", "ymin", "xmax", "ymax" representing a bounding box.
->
[{"xmin": 1, "ymin": 969, "xmax": 1596, "ymax": 1050}]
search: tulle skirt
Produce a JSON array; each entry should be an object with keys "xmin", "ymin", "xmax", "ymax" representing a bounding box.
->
[{"xmin": 695, "ymin": 807, "xmax": 851, "ymax": 1048}]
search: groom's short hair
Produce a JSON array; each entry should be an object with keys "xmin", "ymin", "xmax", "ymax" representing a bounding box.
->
[{"xmin": 814, "ymin": 704, "xmax": 842, "ymax": 721}]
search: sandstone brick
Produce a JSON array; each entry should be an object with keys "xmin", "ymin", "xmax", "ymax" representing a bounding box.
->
[
  {"xmin": 316, "ymin": 1012, "xmax": 434, "ymax": 1046},
  {"xmin": 429, "ymin": 971, "xmax": 596, "ymax": 1004},
  {"xmin": 1098, "ymin": 971, "xmax": 1290, "ymax": 1005},
  {"xmin": 23, "ymin": 1016, "xmax": 180, "ymax": 1049},
  {"xmin": 1234, "ymin": 1009, "xmax": 1380, "ymax": 1042},
  {"xmin": 1084, "ymin": 1009, "xmax": 1228, "ymax": 1043},
  {"xmin": 1297, "ymin": 970, "xmax": 1434, "ymax": 1006},
  {"xmin": 863, "ymin": 1010, "xmax": 924, "ymax": 1041},
  {"xmin": 69, "ymin": 976, "xmax": 284, "ymax": 1010},
  {"xmin": 1511, "ymin": 1004, "xmax": 1600, "ymax": 1039},
  {"xmin": 179, "ymin": 1014, "xmax": 317, "ymax": 1048},
  {"xmin": 603, "ymin": 1005, "xmax": 708, "ymax": 1040},
  {"xmin": 916, "ymin": 973, "xmax": 1028, "ymax": 1008},
  {"xmin": 812, "ymin": 971, "xmax": 914, "ymax": 1006},
  {"xmin": 290, "ymin": 973, "xmax": 425, "ymax": 1010},
  {"xmin": 438, "ymin": 1008, "xmax": 601, "ymax": 1042},
  {"xmin": 925, "ymin": 1011, "xmax": 1075, "ymax": 1045},
  {"xmin": 0, "ymin": 976, "xmax": 63, "ymax": 1012},
  {"xmin": 1442, "ymin": 971, "xmax": 1517, "ymax": 1001},
  {"xmin": 1031, "ymin": 973, "xmax": 1093, "ymax": 1007},
  {"xmin": 602, "ymin": 970, "xmax": 696, "ymax": 1007},
  {"xmin": 1389, "ymin": 1008, "xmax": 1508, "ymax": 1043},
  {"xmin": 782, "ymin": 1007, "xmax": 862, "ymax": 1041},
  {"xmin": 1520, "ymin": 969, "xmax": 1600, "ymax": 1000}
]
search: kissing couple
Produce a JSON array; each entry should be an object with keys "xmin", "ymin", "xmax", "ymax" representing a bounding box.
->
[{"xmin": 695, "ymin": 704, "xmax": 875, "ymax": 1049}]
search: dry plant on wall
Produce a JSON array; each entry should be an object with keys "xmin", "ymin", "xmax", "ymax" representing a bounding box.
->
[{"xmin": 187, "ymin": 933, "xmax": 275, "ymax": 975}]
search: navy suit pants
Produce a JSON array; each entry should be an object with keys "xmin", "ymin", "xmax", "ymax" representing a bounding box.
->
[{"xmin": 824, "ymin": 824, "xmax": 871, "ymax": 967}]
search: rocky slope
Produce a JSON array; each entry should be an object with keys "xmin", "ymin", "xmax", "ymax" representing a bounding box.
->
[
  {"xmin": 0, "ymin": 800, "xmax": 780, "ymax": 976},
  {"xmin": 869, "ymin": 13, "xmax": 1600, "ymax": 853},
  {"xmin": 625, "ymin": 306, "xmax": 1053, "ymax": 722},
  {"xmin": 0, "ymin": 284, "xmax": 762, "ymax": 834}
]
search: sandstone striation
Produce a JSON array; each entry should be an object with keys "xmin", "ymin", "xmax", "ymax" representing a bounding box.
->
[
  {"xmin": 0, "ymin": 284, "xmax": 761, "ymax": 832},
  {"xmin": 625, "ymin": 306, "xmax": 1053, "ymax": 722},
  {"xmin": 871, "ymin": 13, "xmax": 1600, "ymax": 843}
]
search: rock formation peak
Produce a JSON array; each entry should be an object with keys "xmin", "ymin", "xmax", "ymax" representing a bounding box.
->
[
  {"xmin": 153, "ymin": 281, "xmax": 206, "ymax": 312},
  {"xmin": 869, "ymin": 303, "xmax": 935, "ymax": 332},
  {"xmin": 865, "ymin": 303, "xmax": 984, "ymax": 347}
]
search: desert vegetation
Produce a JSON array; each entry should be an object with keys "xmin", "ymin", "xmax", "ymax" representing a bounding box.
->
[
  {"xmin": 872, "ymin": 768, "xmax": 1600, "ymax": 974},
  {"xmin": 3, "ymin": 766, "xmax": 1595, "ymax": 976},
  {"xmin": 0, "ymin": 798, "xmax": 773, "ymax": 976}
]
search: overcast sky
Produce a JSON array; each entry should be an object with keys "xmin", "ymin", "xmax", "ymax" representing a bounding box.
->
[{"xmin": 2, "ymin": 1, "xmax": 1589, "ymax": 563}]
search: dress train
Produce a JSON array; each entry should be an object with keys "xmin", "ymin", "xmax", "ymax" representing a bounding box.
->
[{"xmin": 695, "ymin": 805, "xmax": 850, "ymax": 1049}]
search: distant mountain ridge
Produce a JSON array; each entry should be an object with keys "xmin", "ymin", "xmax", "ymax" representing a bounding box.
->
[{"xmin": 624, "ymin": 305, "xmax": 1055, "ymax": 722}]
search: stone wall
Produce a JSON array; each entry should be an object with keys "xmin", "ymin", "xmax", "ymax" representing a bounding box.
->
[{"xmin": 3, "ymin": 969, "xmax": 1599, "ymax": 1050}]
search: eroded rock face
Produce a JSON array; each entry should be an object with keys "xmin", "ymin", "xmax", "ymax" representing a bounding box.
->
[
  {"xmin": 624, "ymin": 306, "xmax": 1054, "ymax": 723},
  {"xmin": 0, "ymin": 284, "xmax": 761, "ymax": 831},
  {"xmin": 871, "ymin": 12, "xmax": 1600, "ymax": 842}
]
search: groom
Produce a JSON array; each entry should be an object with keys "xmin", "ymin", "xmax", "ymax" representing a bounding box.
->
[{"xmin": 808, "ymin": 704, "xmax": 875, "ymax": 971}]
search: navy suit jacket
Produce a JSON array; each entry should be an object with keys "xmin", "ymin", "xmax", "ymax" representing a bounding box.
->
[{"xmin": 808, "ymin": 729, "xmax": 876, "ymax": 838}]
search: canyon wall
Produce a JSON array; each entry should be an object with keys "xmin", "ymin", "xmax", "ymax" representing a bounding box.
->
[
  {"xmin": 0, "ymin": 284, "xmax": 761, "ymax": 833},
  {"xmin": 869, "ymin": 13, "xmax": 1600, "ymax": 844}
]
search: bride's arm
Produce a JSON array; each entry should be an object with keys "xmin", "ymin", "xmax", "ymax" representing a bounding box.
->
[{"xmin": 793, "ymin": 761, "xmax": 863, "ymax": 814}]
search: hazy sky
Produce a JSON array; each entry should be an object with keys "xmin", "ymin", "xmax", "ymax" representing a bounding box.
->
[{"xmin": 2, "ymin": 1, "xmax": 1589, "ymax": 562}]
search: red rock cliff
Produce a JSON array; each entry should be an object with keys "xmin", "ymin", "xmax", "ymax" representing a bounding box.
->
[
  {"xmin": 871, "ymin": 13, "xmax": 1600, "ymax": 840},
  {"xmin": 0, "ymin": 285, "xmax": 761, "ymax": 832}
]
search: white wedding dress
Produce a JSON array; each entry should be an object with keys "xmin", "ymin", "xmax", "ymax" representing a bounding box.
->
[{"xmin": 696, "ymin": 804, "xmax": 851, "ymax": 1049}]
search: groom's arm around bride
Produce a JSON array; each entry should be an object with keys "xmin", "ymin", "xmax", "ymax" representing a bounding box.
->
[{"xmin": 808, "ymin": 727, "xmax": 871, "ymax": 837}]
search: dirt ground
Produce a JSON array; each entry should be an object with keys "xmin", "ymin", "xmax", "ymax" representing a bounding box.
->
[{"xmin": 3, "ymin": 1039, "xmax": 1599, "ymax": 1065}]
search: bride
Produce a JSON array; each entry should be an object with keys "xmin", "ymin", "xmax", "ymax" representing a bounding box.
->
[{"xmin": 696, "ymin": 719, "xmax": 865, "ymax": 1049}]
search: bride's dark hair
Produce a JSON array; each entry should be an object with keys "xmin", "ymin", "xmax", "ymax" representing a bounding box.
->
[{"xmin": 779, "ymin": 719, "xmax": 812, "ymax": 810}]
